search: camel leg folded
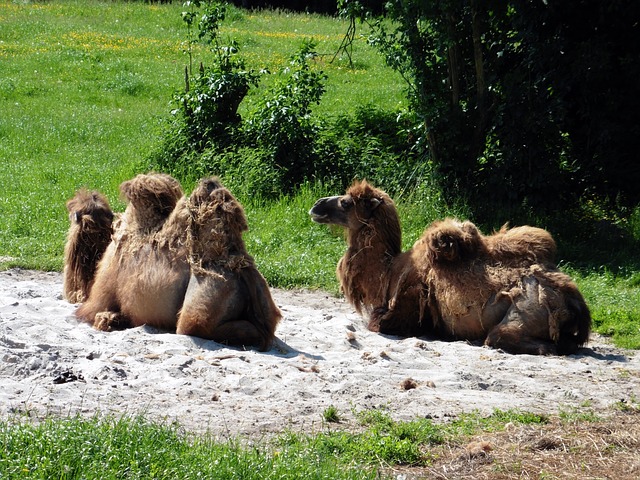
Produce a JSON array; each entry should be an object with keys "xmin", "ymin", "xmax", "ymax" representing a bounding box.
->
[
  {"xmin": 485, "ymin": 322, "xmax": 558, "ymax": 355},
  {"xmin": 177, "ymin": 314, "xmax": 268, "ymax": 351},
  {"xmin": 94, "ymin": 311, "xmax": 131, "ymax": 332}
]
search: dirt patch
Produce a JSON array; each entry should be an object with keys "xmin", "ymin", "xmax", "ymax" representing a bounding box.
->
[{"xmin": 390, "ymin": 409, "xmax": 640, "ymax": 479}]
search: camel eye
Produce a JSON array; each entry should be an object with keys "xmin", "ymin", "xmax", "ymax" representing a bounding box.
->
[{"xmin": 340, "ymin": 198, "xmax": 353, "ymax": 210}]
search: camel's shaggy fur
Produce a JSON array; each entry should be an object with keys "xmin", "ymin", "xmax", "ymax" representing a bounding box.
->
[
  {"xmin": 310, "ymin": 181, "xmax": 591, "ymax": 355},
  {"xmin": 309, "ymin": 180, "xmax": 431, "ymax": 337},
  {"xmin": 63, "ymin": 189, "xmax": 114, "ymax": 303},
  {"xmin": 75, "ymin": 174, "xmax": 280, "ymax": 350},
  {"xmin": 176, "ymin": 178, "xmax": 281, "ymax": 351},
  {"xmin": 76, "ymin": 173, "xmax": 189, "ymax": 331},
  {"xmin": 486, "ymin": 223, "xmax": 557, "ymax": 266},
  {"xmin": 118, "ymin": 172, "xmax": 184, "ymax": 235},
  {"xmin": 424, "ymin": 218, "xmax": 557, "ymax": 267}
]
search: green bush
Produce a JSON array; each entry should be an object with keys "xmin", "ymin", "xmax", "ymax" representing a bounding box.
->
[{"xmin": 149, "ymin": 1, "xmax": 436, "ymax": 201}]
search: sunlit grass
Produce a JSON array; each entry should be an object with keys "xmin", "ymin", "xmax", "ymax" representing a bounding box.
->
[
  {"xmin": 571, "ymin": 269, "xmax": 640, "ymax": 349},
  {"xmin": 0, "ymin": 409, "xmax": 550, "ymax": 479},
  {"xmin": 0, "ymin": 0, "xmax": 404, "ymax": 270}
]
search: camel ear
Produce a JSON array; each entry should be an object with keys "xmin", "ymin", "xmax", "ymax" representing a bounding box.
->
[
  {"xmin": 119, "ymin": 180, "xmax": 133, "ymax": 201},
  {"xmin": 369, "ymin": 197, "xmax": 382, "ymax": 210}
]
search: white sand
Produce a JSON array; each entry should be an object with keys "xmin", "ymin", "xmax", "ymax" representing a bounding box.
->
[{"xmin": 1, "ymin": 268, "xmax": 638, "ymax": 438}]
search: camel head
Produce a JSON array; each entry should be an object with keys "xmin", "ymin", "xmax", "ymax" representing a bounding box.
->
[
  {"xmin": 66, "ymin": 189, "xmax": 114, "ymax": 233},
  {"xmin": 423, "ymin": 218, "xmax": 485, "ymax": 264},
  {"xmin": 310, "ymin": 180, "xmax": 402, "ymax": 255},
  {"xmin": 119, "ymin": 173, "xmax": 184, "ymax": 232},
  {"xmin": 309, "ymin": 180, "xmax": 394, "ymax": 227}
]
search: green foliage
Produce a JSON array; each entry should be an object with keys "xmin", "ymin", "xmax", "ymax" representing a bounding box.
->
[
  {"xmin": 156, "ymin": 0, "xmax": 260, "ymax": 162},
  {"xmin": 342, "ymin": 0, "xmax": 640, "ymax": 224},
  {"xmin": 243, "ymin": 182, "xmax": 345, "ymax": 291},
  {"xmin": 571, "ymin": 269, "xmax": 640, "ymax": 350},
  {"xmin": 244, "ymin": 39, "xmax": 327, "ymax": 193},
  {"xmin": 284, "ymin": 409, "xmax": 443, "ymax": 467}
]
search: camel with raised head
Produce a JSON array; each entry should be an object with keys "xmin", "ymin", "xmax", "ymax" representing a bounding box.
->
[
  {"xmin": 309, "ymin": 180, "xmax": 431, "ymax": 337},
  {"xmin": 310, "ymin": 181, "xmax": 591, "ymax": 355}
]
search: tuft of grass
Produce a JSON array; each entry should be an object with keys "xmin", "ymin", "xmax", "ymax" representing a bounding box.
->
[
  {"xmin": 558, "ymin": 406, "xmax": 602, "ymax": 424},
  {"xmin": 447, "ymin": 409, "xmax": 549, "ymax": 437},
  {"xmin": 322, "ymin": 405, "xmax": 341, "ymax": 423}
]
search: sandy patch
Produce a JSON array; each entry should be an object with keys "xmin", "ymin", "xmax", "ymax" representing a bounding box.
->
[{"xmin": 1, "ymin": 268, "xmax": 638, "ymax": 438}]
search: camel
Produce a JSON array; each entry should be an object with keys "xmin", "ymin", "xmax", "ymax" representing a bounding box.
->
[
  {"xmin": 75, "ymin": 172, "xmax": 189, "ymax": 332},
  {"xmin": 63, "ymin": 189, "xmax": 114, "ymax": 303},
  {"xmin": 419, "ymin": 218, "xmax": 591, "ymax": 354},
  {"xmin": 310, "ymin": 181, "xmax": 591, "ymax": 355},
  {"xmin": 74, "ymin": 173, "xmax": 280, "ymax": 350},
  {"xmin": 309, "ymin": 180, "xmax": 431, "ymax": 337},
  {"xmin": 176, "ymin": 178, "xmax": 282, "ymax": 351}
]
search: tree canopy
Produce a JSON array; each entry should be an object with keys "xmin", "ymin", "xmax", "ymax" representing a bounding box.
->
[{"xmin": 341, "ymin": 0, "xmax": 640, "ymax": 222}]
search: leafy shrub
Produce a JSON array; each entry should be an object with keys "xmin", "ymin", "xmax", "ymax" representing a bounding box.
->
[
  {"xmin": 150, "ymin": 0, "xmax": 259, "ymax": 172},
  {"xmin": 149, "ymin": 1, "xmax": 438, "ymax": 202},
  {"xmin": 244, "ymin": 39, "xmax": 327, "ymax": 193}
]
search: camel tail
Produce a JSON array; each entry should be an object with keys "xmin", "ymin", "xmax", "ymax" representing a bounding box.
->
[{"xmin": 557, "ymin": 287, "xmax": 592, "ymax": 354}]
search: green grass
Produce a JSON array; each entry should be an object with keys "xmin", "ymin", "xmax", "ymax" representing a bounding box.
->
[
  {"xmin": 0, "ymin": 409, "xmax": 547, "ymax": 479},
  {"xmin": 571, "ymin": 269, "xmax": 640, "ymax": 349},
  {"xmin": 0, "ymin": 0, "xmax": 405, "ymax": 270},
  {"xmin": 0, "ymin": 0, "xmax": 638, "ymax": 349}
]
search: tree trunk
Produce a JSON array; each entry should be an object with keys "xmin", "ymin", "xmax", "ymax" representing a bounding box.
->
[{"xmin": 470, "ymin": 0, "xmax": 488, "ymax": 160}]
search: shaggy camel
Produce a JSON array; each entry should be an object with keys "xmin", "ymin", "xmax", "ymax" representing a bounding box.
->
[
  {"xmin": 176, "ymin": 178, "xmax": 282, "ymax": 351},
  {"xmin": 309, "ymin": 180, "xmax": 431, "ymax": 337},
  {"xmin": 310, "ymin": 181, "xmax": 591, "ymax": 355},
  {"xmin": 75, "ymin": 172, "xmax": 188, "ymax": 332},
  {"xmin": 420, "ymin": 218, "xmax": 591, "ymax": 354},
  {"xmin": 75, "ymin": 174, "xmax": 280, "ymax": 350},
  {"xmin": 63, "ymin": 189, "xmax": 114, "ymax": 304}
]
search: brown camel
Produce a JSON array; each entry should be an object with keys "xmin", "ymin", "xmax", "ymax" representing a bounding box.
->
[
  {"xmin": 63, "ymin": 189, "xmax": 115, "ymax": 304},
  {"xmin": 75, "ymin": 172, "xmax": 189, "ymax": 332},
  {"xmin": 310, "ymin": 181, "xmax": 591, "ymax": 355},
  {"xmin": 309, "ymin": 180, "xmax": 431, "ymax": 337},
  {"xmin": 75, "ymin": 174, "xmax": 280, "ymax": 350},
  {"xmin": 176, "ymin": 178, "xmax": 282, "ymax": 351},
  {"xmin": 420, "ymin": 217, "xmax": 590, "ymax": 354}
]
